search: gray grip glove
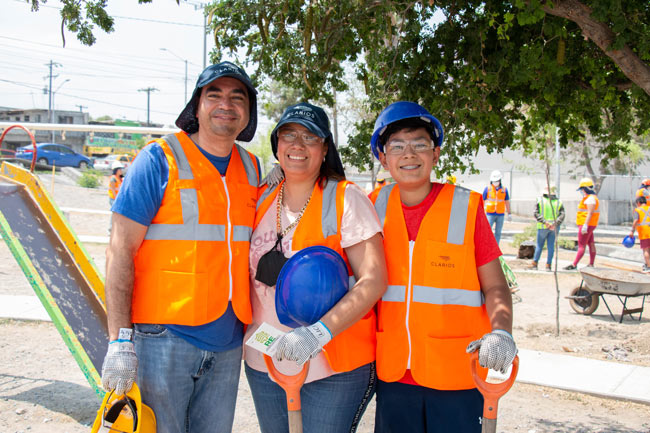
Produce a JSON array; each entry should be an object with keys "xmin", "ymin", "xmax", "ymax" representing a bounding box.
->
[
  {"xmin": 275, "ymin": 321, "xmax": 332, "ymax": 366},
  {"xmin": 261, "ymin": 164, "xmax": 284, "ymax": 187},
  {"xmin": 101, "ymin": 340, "xmax": 138, "ymax": 395},
  {"xmin": 466, "ymin": 329, "xmax": 517, "ymax": 374}
]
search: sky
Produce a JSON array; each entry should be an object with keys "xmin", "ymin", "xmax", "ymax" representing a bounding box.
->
[{"xmin": 0, "ymin": 0, "xmax": 241, "ymax": 127}]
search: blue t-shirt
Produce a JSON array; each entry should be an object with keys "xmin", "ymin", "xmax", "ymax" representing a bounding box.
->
[
  {"xmin": 112, "ymin": 140, "xmax": 260, "ymax": 352},
  {"xmin": 482, "ymin": 185, "xmax": 510, "ymax": 215}
]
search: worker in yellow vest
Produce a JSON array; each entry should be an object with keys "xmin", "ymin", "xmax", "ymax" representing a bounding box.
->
[
  {"xmin": 482, "ymin": 170, "xmax": 511, "ymax": 244},
  {"xmin": 630, "ymin": 196, "xmax": 650, "ymax": 273},
  {"xmin": 565, "ymin": 177, "xmax": 599, "ymax": 270},
  {"xmin": 369, "ymin": 101, "xmax": 516, "ymax": 433}
]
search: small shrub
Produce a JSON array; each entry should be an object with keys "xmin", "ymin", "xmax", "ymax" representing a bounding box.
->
[
  {"xmin": 78, "ymin": 171, "xmax": 100, "ymax": 188},
  {"xmin": 558, "ymin": 237, "xmax": 578, "ymax": 250},
  {"xmin": 510, "ymin": 223, "xmax": 537, "ymax": 249}
]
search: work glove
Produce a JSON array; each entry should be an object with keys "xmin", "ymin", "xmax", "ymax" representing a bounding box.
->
[
  {"xmin": 466, "ymin": 329, "xmax": 517, "ymax": 374},
  {"xmin": 275, "ymin": 321, "xmax": 332, "ymax": 366},
  {"xmin": 581, "ymin": 224, "xmax": 589, "ymax": 234},
  {"xmin": 101, "ymin": 338, "xmax": 138, "ymax": 395},
  {"xmin": 260, "ymin": 165, "xmax": 284, "ymax": 187},
  {"xmin": 507, "ymin": 214, "xmax": 512, "ymax": 222}
]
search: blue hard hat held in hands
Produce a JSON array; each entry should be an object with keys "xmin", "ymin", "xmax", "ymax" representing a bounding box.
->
[
  {"xmin": 622, "ymin": 235, "xmax": 635, "ymax": 248},
  {"xmin": 275, "ymin": 246, "xmax": 350, "ymax": 328}
]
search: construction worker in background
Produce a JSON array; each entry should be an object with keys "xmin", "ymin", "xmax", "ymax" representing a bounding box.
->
[
  {"xmin": 482, "ymin": 170, "xmax": 511, "ymax": 244},
  {"xmin": 369, "ymin": 176, "xmax": 389, "ymax": 201},
  {"xmin": 108, "ymin": 161, "xmax": 124, "ymax": 207},
  {"xmin": 369, "ymin": 101, "xmax": 515, "ymax": 433},
  {"xmin": 630, "ymin": 196, "xmax": 650, "ymax": 273},
  {"xmin": 101, "ymin": 62, "xmax": 261, "ymax": 433},
  {"xmin": 635, "ymin": 178, "xmax": 650, "ymax": 199},
  {"xmin": 529, "ymin": 185, "xmax": 565, "ymax": 271},
  {"xmin": 565, "ymin": 177, "xmax": 599, "ymax": 270}
]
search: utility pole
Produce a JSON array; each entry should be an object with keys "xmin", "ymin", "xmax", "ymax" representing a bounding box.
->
[
  {"xmin": 160, "ymin": 48, "xmax": 189, "ymax": 103},
  {"xmin": 46, "ymin": 60, "xmax": 61, "ymax": 127},
  {"xmin": 76, "ymin": 105, "xmax": 87, "ymax": 112},
  {"xmin": 51, "ymin": 79, "xmax": 70, "ymax": 142},
  {"xmin": 138, "ymin": 87, "xmax": 158, "ymax": 126}
]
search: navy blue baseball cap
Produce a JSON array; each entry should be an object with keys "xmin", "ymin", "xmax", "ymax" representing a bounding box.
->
[
  {"xmin": 270, "ymin": 102, "xmax": 345, "ymax": 177},
  {"xmin": 175, "ymin": 61, "xmax": 258, "ymax": 142}
]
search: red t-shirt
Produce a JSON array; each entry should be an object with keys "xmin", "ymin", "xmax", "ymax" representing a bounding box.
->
[{"xmin": 397, "ymin": 183, "xmax": 502, "ymax": 385}]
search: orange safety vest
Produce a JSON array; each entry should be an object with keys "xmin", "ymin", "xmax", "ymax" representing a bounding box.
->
[
  {"xmin": 576, "ymin": 194, "xmax": 600, "ymax": 227},
  {"xmin": 131, "ymin": 132, "xmax": 259, "ymax": 326},
  {"xmin": 635, "ymin": 204, "xmax": 650, "ymax": 241},
  {"xmin": 636, "ymin": 188, "xmax": 649, "ymax": 199},
  {"xmin": 108, "ymin": 174, "xmax": 122, "ymax": 199},
  {"xmin": 372, "ymin": 183, "xmax": 491, "ymax": 390},
  {"xmin": 255, "ymin": 178, "xmax": 377, "ymax": 373},
  {"xmin": 484, "ymin": 184, "xmax": 507, "ymax": 214}
]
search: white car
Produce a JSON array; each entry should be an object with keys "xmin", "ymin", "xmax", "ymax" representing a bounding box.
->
[{"xmin": 93, "ymin": 154, "xmax": 132, "ymax": 172}]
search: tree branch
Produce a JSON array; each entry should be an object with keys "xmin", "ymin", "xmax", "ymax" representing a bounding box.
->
[{"xmin": 542, "ymin": 0, "xmax": 650, "ymax": 96}]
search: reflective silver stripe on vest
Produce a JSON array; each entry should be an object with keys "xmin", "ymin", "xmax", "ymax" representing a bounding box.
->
[
  {"xmin": 413, "ymin": 285, "xmax": 484, "ymax": 307},
  {"xmin": 257, "ymin": 183, "xmax": 279, "ymax": 211},
  {"xmin": 145, "ymin": 223, "xmax": 226, "ymax": 241},
  {"xmin": 382, "ymin": 285, "xmax": 406, "ymax": 302},
  {"xmin": 236, "ymin": 144, "xmax": 259, "ymax": 187},
  {"xmin": 447, "ymin": 187, "xmax": 470, "ymax": 245},
  {"xmin": 322, "ymin": 180, "xmax": 340, "ymax": 238},
  {"xmin": 233, "ymin": 225, "xmax": 252, "ymax": 241},
  {"xmin": 639, "ymin": 208, "xmax": 650, "ymax": 226},
  {"xmin": 374, "ymin": 183, "xmax": 397, "ymax": 228},
  {"xmin": 164, "ymin": 134, "xmax": 193, "ymax": 180}
]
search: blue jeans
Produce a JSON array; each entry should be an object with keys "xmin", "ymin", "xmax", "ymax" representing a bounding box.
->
[
  {"xmin": 486, "ymin": 213, "xmax": 505, "ymax": 244},
  {"xmin": 245, "ymin": 362, "xmax": 376, "ymax": 433},
  {"xmin": 533, "ymin": 228, "xmax": 556, "ymax": 265},
  {"xmin": 134, "ymin": 324, "xmax": 242, "ymax": 433}
]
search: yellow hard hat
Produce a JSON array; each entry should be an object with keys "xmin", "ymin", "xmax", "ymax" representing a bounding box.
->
[
  {"xmin": 446, "ymin": 175, "xmax": 457, "ymax": 184},
  {"xmin": 578, "ymin": 177, "xmax": 594, "ymax": 189},
  {"xmin": 91, "ymin": 383, "xmax": 156, "ymax": 433}
]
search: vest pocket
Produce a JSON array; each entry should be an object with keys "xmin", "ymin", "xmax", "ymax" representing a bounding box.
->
[
  {"xmin": 157, "ymin": 270, "xmax": 209, "ymax": 323},
  {"xmin": 418, "ymin": 335, "xmax": 477, "ymax": 390},
  {"xmin": 423, "ymin": 241, "xmax": 468, "ymax": 291}
]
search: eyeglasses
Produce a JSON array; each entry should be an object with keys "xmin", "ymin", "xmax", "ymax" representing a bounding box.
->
[
  {"xmin": 278, "ymin": 131, "xmax": 324, "ymax": 146},
  {"xmin": 384, "ymin": 139, "xmax": 435, "ymax": 155}
]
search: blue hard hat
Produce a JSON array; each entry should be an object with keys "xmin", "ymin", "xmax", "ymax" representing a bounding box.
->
[
  {"xmin": 276, "ymin": 245, "xmax": 349, "ymax": 328},
  {"xmin": 622, "ymin": 235, "xmax": 635, "ymax": 248},
  {"xmin": 370, "ymin": 101, "xmax": 444, "ymax": 160}
]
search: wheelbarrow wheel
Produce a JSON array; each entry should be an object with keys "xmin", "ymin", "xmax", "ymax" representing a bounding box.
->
[{"xmin": 569, "ymin": 286, "xmax": 599, "ymax": 315}]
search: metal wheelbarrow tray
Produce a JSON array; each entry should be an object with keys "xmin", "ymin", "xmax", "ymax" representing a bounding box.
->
[{"xmin": 566, "ymin": 267, "xmax": 650, "ymax": 323}]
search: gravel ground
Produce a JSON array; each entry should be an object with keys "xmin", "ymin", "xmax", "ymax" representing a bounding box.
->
[{"xmin": 1, "ymin": 172, "xmax": 649, "ymax": 432}]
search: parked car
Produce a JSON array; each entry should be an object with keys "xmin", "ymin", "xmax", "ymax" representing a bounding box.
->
[
  {"xmin": 1, "ymin": 148, "xmax": 16, "ymax": 158},
  {"xmin": 15, "ymin": 143, "xmax": 93, "ymax": 169},
  {"xmin": 93, "ymin": 154, "xmax": 133, "ymax": 172}
]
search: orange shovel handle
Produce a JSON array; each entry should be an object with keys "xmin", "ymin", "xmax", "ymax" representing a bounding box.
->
[
  {"xmin": 470, "ymin": 352, "xmax": 519, "ymax": 420},
  {"xmin": 264, "ymin": 354, "xmax": 309, "ymax": 411}
]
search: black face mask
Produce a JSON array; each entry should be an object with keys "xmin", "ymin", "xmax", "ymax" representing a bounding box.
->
[{"xmin": 255, "ymin": 235, "xmax": 289, "ymax": 287}]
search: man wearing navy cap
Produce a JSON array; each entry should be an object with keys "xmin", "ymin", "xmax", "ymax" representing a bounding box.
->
[{"xmin": 101, "ymin": 62, "xmax": 261, "ymax": 433}]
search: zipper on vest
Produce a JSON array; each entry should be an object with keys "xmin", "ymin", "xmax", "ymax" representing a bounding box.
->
[
  {"xmin": 406, "ymin": 240, "xmax": 415, "ymax": 369},
  {"xmin": 223, "ymin": 175, "xmax": 233, "ymax": 300}
]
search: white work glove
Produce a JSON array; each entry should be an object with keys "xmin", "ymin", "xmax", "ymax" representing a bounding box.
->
[
  {"xmin": 581, "ymin": 224, "xmax": 589, "ymax": 233},
  {"xmin": 275, "ymin": 321, "xmax": 332, "ymax": 366},
  {"xmin": 260, "ymin": 164, "xmax": 284, "ymax": 187},
  {"xmin": 101, "ymin": 330, "xmax": 138, "ymax": 395},
  {"xmin": 507, "ymin": 214, "xmax": 512, "ymax": 222},
  {"xmin": 466, "ymin": 329, "xmax": 517, "ymax": 374}
]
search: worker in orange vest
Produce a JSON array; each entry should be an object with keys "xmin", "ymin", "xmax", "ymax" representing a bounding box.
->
[
  {"xmin": 635, "ymin": 178, "xmax": 650, "ymax": 199},
  {"xmin": 108, "ymin": 161, "xmax": 124, "ymax": 206},
  {"xmin": 482, "ymin": 170, "xmax": 511, "ymax": 244},
  {"xmin": 368, "ymin": 176, "xmax": 389, "ymax": 201},
  {"xmin": 630, "ymin": 196, "xmax": 650, "ymax": 273},
  {"xmin": 369, "ymin": 101, "xmax": 516, "ymax": 433},
  {"xmin": 101, "ymin": 62, "xmax": 261, "ymax": 432},
  {"xmin": 565, "ymin": 177, "xmax": 599, "ymax": 270}
]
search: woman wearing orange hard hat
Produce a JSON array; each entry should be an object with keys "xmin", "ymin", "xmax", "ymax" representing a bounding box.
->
[{"xmin": 564, "ymin": 178, "xmax": 599, "ymax": 270}]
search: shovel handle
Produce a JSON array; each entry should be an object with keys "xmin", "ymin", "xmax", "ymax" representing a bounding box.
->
[
  {"xmin": 263, "ymin": 354, "xmax": 309, "ymax": 412},
  {"xmin": 470, "ymin": 352, "xmax": 519, "ymax": 420}
]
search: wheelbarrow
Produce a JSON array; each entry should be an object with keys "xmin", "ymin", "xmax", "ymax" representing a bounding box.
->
[{"xmin": 566, "ymin": 267, "xmax": 650, "ymax": 323}]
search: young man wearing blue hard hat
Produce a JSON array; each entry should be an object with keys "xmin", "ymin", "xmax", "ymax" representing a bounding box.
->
[
  {"xmin": 102, "ymin": 62, "xmax": 261, "ymax": 433},
  {"xmin": 369, "ymin": 101, "xmax": 516, "ymax": 433}
]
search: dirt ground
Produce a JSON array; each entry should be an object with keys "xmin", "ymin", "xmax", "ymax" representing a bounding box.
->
[{"xmin": 1, "ymin": 173, "xmax": 650, "ymax": 433}]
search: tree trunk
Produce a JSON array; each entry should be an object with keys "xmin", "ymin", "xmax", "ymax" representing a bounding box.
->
[{"xmin": 541, "ymin": 0, "xmax": 650, "ymax": 97}]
